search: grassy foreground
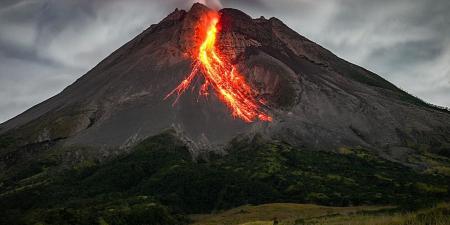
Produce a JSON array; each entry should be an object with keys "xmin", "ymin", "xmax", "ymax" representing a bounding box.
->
[{"xmin": 191, "ymin": 203, "xmax": 450, "ymax": 225}]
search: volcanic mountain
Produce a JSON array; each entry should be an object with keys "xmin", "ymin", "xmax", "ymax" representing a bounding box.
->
[
  {"xmin": 2, "ymin": 4, "xmax": 450, "ymax": 224},
  {"xmin": 1, "ymin": 3, "xmax": 450, "ymax": 167}
]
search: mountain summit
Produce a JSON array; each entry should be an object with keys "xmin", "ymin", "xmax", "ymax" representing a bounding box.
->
[{"xmin": 1, "ymin": 3, "xmax": 449, "ymax": 165}]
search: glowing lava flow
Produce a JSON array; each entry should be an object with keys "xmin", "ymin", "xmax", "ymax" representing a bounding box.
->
[{"xmin": 166, "ymin": 13, "xmax": 272, "ymax": 123}]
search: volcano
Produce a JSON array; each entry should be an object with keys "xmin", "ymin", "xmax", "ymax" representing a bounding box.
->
[
  {"xmin": 2, "ymin": 4, "xmax": 450, "ymax": 224},
  {"xmin": 1, "ymin": 3, "xmax": 449, "ymax": 166}
]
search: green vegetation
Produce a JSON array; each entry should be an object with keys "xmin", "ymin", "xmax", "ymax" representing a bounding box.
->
[
  {"xmin": 1, "ymin": 196, "xmax": 184, "ymax": 225},
  {"xmin": 192, "ymin": 202, "xmax": 450, "ymax": 225},
  {"xmin": 0, "ymin": 132, "xmax": 449, "ymax": 224},
  {"xmin": 216, "ymin": 138, "xmax": 448, "ymax": 208}
]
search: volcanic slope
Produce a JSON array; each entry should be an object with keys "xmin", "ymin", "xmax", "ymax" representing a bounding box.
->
[{"xmin": 1, "ymin": 3, "xmax": 449, "ymax": 167}]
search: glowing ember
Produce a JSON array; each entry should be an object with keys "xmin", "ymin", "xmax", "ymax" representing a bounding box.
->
[{"xmin": 166, "ymin": 12, "xmax": 272, "ymax": 123}]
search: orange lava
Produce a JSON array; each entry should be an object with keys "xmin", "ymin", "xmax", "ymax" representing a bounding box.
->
[{"xmin": 166, "ymin": 12, "xmax": 271, "ymax": 123}]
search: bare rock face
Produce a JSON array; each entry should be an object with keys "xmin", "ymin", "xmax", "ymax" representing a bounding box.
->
[
  {"xmin": 1, "ymin": 3, "xmax": 449, "ymax": 167},
  {"xmin": 219, "ymin": 32, "xmax": 262, "ymax": 61}
]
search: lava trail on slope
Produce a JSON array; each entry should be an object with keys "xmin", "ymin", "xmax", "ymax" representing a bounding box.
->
[{"xmin": 165, "ymin": 11, "xmax": 272, "ymax": 123}]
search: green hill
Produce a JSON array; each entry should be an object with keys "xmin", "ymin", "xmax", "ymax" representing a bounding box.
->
[{"xmin": 0, "ymin": 132, "xmax": 449, "ymax": 224}]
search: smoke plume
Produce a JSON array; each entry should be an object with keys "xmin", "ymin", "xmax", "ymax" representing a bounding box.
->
[{"xmin": 192, "ymin": 0, "xmax": 222, "ymax": 9}]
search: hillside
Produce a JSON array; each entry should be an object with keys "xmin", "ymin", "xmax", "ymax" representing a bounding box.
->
[{"xmin": 1, "ymin": 132, "xmax": 449, "ymax": 224}]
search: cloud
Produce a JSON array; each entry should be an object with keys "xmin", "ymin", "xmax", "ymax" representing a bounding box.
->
[
  {"xmin": 0, "ymin": 0, "xmax": 449, "ymax": 123},
  {"xmin": 0, "ymin": 0, "xmax": 175, "ymax": 122},
  {"xmin": 238, "ymin": 0, "xmax": 450, "ymax": 108},
  {"xmin": 192, "ymin": 0, "xmax": 222, "ymax": 9}
]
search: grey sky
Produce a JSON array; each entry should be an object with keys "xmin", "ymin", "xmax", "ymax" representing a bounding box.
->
[{"xmin": 0, "ymin": 0, "xmax": 449, "ymax": 123}]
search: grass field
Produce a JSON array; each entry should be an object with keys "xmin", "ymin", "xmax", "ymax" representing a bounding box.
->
[{"xmin": 191, "ymin": 203, "xmax": 450, "ymax": 225}]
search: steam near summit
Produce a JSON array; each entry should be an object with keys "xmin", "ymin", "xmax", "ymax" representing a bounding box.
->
[{"xmin": 192, "ymin": 0, "xmax": 223, "ymax": 10}]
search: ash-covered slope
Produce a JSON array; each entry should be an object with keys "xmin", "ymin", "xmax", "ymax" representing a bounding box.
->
[{"xmin": 1, "ymin": 3, "xmax": 449, "ymax": 163}]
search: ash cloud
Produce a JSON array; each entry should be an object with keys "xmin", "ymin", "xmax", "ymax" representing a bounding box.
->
[
  {"xmin": 0, "ymin": 0, "xmax": 449, "ymax": 122},
  {"xmin": 192, "ymin": 0, "xmax": 222, "ymax": 9}
]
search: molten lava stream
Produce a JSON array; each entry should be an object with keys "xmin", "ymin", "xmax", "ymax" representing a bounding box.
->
[{"xmin": 166, "ymin": 13, "xmax": 272, "ymax": 123}]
